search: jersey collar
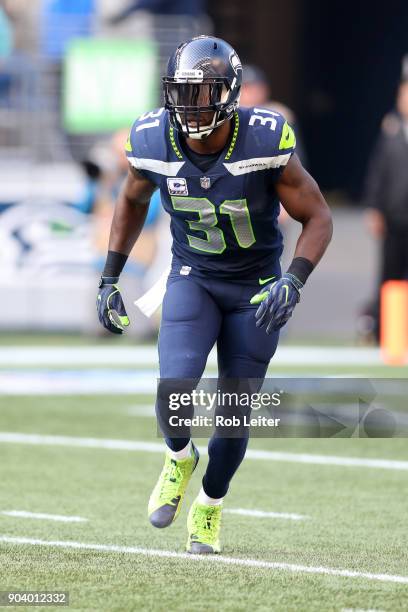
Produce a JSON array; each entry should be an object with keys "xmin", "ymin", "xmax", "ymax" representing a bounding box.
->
[{"xmin": 168, "ymin": 111, "xmax": 241, "ymax": 174}]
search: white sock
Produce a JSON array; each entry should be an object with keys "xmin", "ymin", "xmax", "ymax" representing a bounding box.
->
[
  {"xmin": 198, "ymin": 486, "xmax": 223, "ymax": 506},
  {"xmin": 166, "ymin": 441, "xmax": 191, "ymax": 460}
]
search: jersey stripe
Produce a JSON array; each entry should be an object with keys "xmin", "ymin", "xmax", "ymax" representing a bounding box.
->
[
  {"xmin": 223, "ymin": 154, "xmax": 292, "ymax": 176},
  {"xmin": 127, "ymin": 157, "xmax": 185, "ymax": 176}
]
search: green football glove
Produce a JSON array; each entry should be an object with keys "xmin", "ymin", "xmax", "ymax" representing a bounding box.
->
[{"xmin": 97, "ymin": 276, "xmax": 130, "ymax": 334}]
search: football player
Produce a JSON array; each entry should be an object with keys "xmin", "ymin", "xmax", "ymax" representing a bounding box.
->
[{"xmin": 97, "ymin": 36, "xmax": 332, "ymax": 554}]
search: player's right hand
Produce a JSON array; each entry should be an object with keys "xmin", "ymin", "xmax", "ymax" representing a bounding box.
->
[{"xmin": 97, "ymin": 277, "xmax": 130, "ymax": 334}]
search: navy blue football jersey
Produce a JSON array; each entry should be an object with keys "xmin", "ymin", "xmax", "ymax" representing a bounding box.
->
[{"xmin": 126, "ymin": 106, "xmax": 296, "ymax": 278}]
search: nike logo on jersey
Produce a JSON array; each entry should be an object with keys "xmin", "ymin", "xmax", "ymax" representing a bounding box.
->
[{"xmin": 258, "ymin": 275, "xmax": 276, "ymax": 285}]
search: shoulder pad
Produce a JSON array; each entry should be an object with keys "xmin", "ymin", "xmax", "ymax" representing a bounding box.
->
[
  {"xmin": 225, "ymin": 107, "xmax": 296, "ymax": 175},
  {"xmin": 125, "ymin": 108, "xmax": 184, "ymax": 177},
  {"xmin": 126, "ymin": 107, "xmax": 166, "ymax": 160},
  {"xmin": 247, "ymin": 107, "xmax": 296, "ymax": 156}
]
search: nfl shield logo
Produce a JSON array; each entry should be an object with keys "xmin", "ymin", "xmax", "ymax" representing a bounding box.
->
[{"xmin": 200, "ymin": 176, "xmax": 211, "ymax": 190}]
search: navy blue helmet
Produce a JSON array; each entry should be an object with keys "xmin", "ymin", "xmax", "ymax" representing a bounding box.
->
[{"xmin": 163, "ymin": 35, "xmax": 242, "ymax": 139}]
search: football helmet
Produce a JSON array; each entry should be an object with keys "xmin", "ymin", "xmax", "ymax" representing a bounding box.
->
[{"xmin": 163, "ymin": 35, "xmax": 242, "ymax": 139}]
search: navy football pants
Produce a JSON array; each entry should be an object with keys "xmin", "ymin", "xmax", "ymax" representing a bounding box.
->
[{"xmin": 156, "ymin": 266, "xmax": 280, "ymax": 498}]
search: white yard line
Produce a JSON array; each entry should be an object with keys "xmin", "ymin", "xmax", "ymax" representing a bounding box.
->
[
  {"xmin": 0, "ymin": 431, "xmax": 407, "ymax": 471},
  {"xmin": 224, "ymin": 508, "xmax": 308, "ymax": 520},
  {"xmin": 1, "ymin": 511, "xmax": 87, "ymax": 523},
  {"xmin": 0, "ymin": 347, "xmax": 161, "ymax": 367},
  {"xmin": 341, "ymin": 609, "xmax": 385, "ymax": 612},
  {"xmin": 0, "ymin": 371, "xmax": 396, "ymax": 394},
  {"xmin": 239, "ymin": 449, "xmax": 408, "ymax": 471},
  {"xmin": 0, "ymin": 432, "xmax": 164, "ymax": 453},
  {"xmin": 0, "ymin": 371, "xmax": 157, "ymax": 395},
  {"xmin": 0, "ymin": 535, "xmax": 407, "ymax": 585},
  {"xmin": 0, "ymin": 345, "xmax": 383, "ymax": 366}
]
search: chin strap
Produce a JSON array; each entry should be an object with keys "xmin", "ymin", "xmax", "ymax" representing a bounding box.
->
[
  {"xmin": 187, "ymin": 128, "xmax": 214, "ymax": 140},
  {"xmin": 178, "ymin": 110, "xmax": 224, "ymax": 140}
]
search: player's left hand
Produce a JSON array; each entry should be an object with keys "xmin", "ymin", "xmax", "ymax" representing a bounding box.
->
[{"xmin": 250, "ymin": 274, "xmax": 303, "ymax": 333}]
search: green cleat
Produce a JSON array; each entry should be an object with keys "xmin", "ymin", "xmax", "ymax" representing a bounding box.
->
[
  {"xmin": 148, "ymin": 443, "xmax": 199, "ymax": 528},
  {"xmin": 186, "ymin": 499, "xmax": 222, "ymax": 554}
]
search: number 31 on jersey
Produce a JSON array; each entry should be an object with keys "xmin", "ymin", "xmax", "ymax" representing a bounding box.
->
[{"xmin": 171, "ymin": 196, "xmax": 255, "ymax": 254}]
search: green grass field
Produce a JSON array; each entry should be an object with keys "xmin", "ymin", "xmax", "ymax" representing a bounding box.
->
[{"xmin": 0, "ymin": 341, "xmax": 407, "ymax": 611}]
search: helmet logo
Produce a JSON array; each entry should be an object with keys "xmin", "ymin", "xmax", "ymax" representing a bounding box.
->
[
  {"xmin": 229, "ymin": 52, "xmax": 242, "ymax": 75},
  {"xmin": 200, "ymin": 176, "xmax": 211, "ymax": 190}
]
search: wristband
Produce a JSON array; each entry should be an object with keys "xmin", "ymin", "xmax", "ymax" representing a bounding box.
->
[
  {"xmin": 102, "ymin": 250, "xmax": 128, "ymax": 278},
  {"xmin": 286, "ymin": 257, "xmax": 314, "ymax": 285},
  {"xmin": 99, "ymin": 276, "xmax": 119, "ymax": 287}
]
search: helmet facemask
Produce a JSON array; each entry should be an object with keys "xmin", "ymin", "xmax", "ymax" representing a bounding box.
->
[{"xmin": 163, "ymin": 72, "xmax": 240, "ymax": 139}]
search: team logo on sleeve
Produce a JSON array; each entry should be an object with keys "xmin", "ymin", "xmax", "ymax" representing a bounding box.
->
[
  {"xmin": 200, "ymin": 176, "xmax": 211, "ymax": 189},
  {"xmin": 167, "ymin": 178, "xmax": 188, "ymax": 195}
]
